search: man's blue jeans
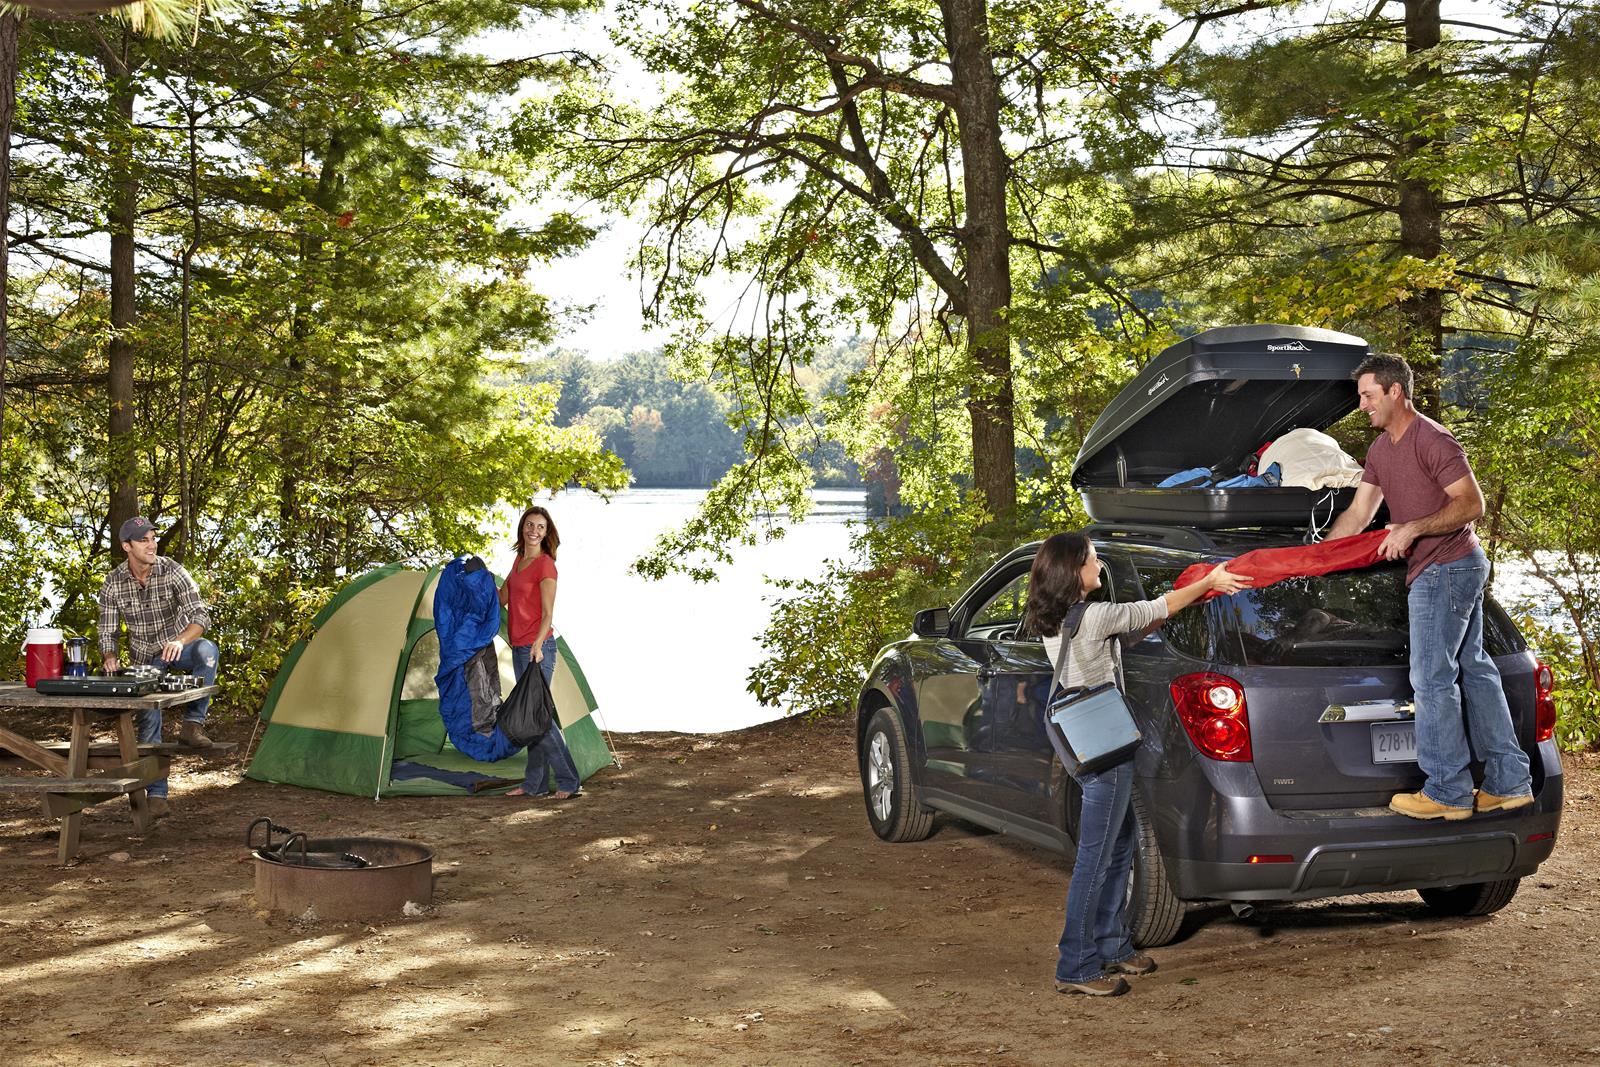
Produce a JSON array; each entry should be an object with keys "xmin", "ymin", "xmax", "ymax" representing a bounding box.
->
[
  {"xmin": 1056, "ymin": 761, "xmax": 1138, "ymax": 983},
  {"xmin": 137, "ymin": 638, "xmax": 219, "ymax": 799},
  {"xmin": 511, "ymin": 637, "xmax": 581, "ymax": 795},
  {"xmin": 1408, "ymin": 548, "xmax": 1532, "ymax": 809}
]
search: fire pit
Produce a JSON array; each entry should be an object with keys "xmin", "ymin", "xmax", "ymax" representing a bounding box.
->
[{"xmin": 247, "ymin": 818, "xmax": 434, "ymax": 921}]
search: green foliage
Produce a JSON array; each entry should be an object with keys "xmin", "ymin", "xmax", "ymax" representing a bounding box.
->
[
  {"xmin": 520, "ymin": 0, "xmax": 1165, "ymax": 569},
  {"xmin": 1, "ymin": 0, "xmax": 625, "ymax": 718},
  {"xmin": 748, "ymin": 501, "xmax": 1064, "ymax": 717}
]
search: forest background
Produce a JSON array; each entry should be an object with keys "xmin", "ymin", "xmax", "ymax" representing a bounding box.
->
[{"xmin": 0, "ymin": 0, "xmax": 1595, "ymax": 748}]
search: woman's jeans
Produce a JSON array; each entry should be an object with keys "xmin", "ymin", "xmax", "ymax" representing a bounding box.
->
[
  {"xmin": 1056, "ymin": 760, "xmax": 1137, "ymax": 983},
  {"xmin": 1408, "ymin": 548, "xmax": 1532, "ymax": 809},
  {"xmin": 136, "ymin": 638, "xmax": 219, "ymax": 799},
  {"xmin": 511, "ymin": 637, "xmax": 582, "ymax": 795}
]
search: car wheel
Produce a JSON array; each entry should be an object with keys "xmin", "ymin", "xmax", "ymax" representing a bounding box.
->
[
  {"xmin": 1126, "ymin": 788, "xmax": 1184, "ymax": 947},
  {"xmin": 862, "ymin": 707, "xmax": 935, "ymax": 843},
  {"xmin": 1418, "ymin": 877, "xmax": 1521, "ymax": 917}
]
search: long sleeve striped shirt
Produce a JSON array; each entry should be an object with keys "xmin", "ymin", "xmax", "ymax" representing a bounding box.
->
[
  {"xmin": 98, "ymin": 556, "xmax": 212, "ymax": 663},
  {"xmin": 1042, "ymin": 597, "xmax": 1170, "ymax": 692}
]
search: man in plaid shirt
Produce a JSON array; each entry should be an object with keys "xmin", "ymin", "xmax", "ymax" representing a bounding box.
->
[{"xmin": 99, "ymin": 515, "xmax": 219, "ymax": 818}]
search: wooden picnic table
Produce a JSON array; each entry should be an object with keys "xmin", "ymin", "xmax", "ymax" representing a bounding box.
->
[{"xmin": 0, "ymin": 681, "xmax": 227, "ymax": 863}]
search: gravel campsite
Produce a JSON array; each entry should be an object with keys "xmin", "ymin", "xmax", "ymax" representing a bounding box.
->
[{"xmin": 2, "ymin": 712, "xmax": 1597, "ymax": 1067}]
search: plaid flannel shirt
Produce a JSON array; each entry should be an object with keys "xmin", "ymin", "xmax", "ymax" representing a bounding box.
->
[{"xmin": 98, "ymin": 556, "xmax": 212, "ymax": 663}]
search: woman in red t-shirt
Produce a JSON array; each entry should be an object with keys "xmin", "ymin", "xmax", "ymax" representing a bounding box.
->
[{"xmin": 499, "ymin": 505, "xmax": 582, "ymax": 799}]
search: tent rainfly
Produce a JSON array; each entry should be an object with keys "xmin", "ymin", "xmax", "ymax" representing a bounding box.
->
[{"xmin": 246, "ymin": 563, "xmax": 613, "ymax": 797}]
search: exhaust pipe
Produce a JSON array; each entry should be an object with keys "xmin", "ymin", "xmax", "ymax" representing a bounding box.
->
[{"xmin": 1230, "ymin": 901, "xmax": 1257, "ymax": 920}]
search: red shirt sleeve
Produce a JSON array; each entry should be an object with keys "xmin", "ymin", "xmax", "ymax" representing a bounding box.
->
[{"xmin": 1423, "ymin": 425, "xmax": 1472, "ymax": 489}]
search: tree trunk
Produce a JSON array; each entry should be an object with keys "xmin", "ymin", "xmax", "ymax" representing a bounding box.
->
[
  {"xmin": 942, "ymin": 0, "xmax": 1016, "ymax": 515},
  {"xmin": 0, "ymin": 14, "xmax": 19, "ymax": 446},
  {"xmin": 103, "ymin": 36, "xmax": 139, "ymax": 558},
  {"xmin": 1397, "ymin": 0, "xmax": 1444, "ymax": 417}
]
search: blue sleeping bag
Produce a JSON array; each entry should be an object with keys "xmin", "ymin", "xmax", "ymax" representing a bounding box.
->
[{"xmin": 432, "ymin": 557, "xmax": 522, "ymax": 763}]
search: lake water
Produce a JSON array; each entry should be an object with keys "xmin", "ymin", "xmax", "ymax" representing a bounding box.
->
[{"xmin": 492, "ymin": 488, "xmax": 870, "ymax": 733}]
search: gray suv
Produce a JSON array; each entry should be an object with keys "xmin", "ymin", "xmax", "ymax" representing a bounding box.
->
[{"xmin": 855, "ymin": 326, "xmax": 1563, "ymax": 945}]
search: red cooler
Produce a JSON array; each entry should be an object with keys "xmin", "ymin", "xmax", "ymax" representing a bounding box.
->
[{"xmin": 25, "ymin": 627, "xmax": 64, "ymax": 688}]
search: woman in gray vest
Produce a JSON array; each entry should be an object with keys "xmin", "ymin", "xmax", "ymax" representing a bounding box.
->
[{"xmin": 1024, "ymin": 532, "xmax": 1248, "ymax": 996}]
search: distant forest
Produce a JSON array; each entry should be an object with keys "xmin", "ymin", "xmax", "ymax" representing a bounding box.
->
[{"xmin": 525, "ymin": 347, "xmax": 868, "ymax": 490}]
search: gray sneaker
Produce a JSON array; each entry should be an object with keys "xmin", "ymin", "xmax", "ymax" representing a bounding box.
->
[
  {"xmin": 1055, "ymin": 975, "xmax": 1130, "ymax": 997},
  {"xmin": 147, "ymin": 797, "xmax": 171, "ymax": 820},
  {"xmin": 1106, "ymin": 952, "xmax": 1158, "ymax": 976}
]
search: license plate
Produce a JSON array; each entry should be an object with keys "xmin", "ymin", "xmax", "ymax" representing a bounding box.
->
[{"xmin": 1370, "ymin": 722, "xmax": 1418, "ymax": 764}]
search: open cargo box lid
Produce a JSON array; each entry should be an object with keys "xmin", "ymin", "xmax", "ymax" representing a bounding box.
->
[{"xmin": 1071, "ymin": 324, "xmax": 1370, "ymax": 529}]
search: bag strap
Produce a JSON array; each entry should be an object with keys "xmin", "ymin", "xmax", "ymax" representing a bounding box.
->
[{"xmin": 1046, "ymin": 602, "xmax": 1091, "ymax": 701}]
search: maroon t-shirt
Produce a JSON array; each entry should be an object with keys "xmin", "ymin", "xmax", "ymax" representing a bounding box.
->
[{"xmin": 1361, "ymin": 414, "xmax": 1478, "ymax": 585}]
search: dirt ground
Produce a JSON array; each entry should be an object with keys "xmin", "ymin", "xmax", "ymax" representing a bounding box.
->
[{"xmin": 2, "ymin": 711, "xmax": 1597, "ymax": 1067}]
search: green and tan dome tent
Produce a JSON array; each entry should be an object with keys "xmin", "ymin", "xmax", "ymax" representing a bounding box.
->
[{"xmin": 246, "ymin": 563, "xmax": 614, "ymax": 797}]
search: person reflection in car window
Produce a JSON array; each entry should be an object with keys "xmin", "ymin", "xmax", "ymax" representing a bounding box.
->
[{"xmin": 1024, "ymin": 531, "xmax": 1249, "ymax": 998}]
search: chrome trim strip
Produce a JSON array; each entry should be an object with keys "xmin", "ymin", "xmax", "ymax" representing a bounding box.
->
[{"xmin": 1319, "ymin": 699, "xmax": 1415, "ymax": 724}]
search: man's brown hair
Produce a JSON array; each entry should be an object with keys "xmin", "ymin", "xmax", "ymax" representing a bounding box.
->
[{"xmin": 1352, "ymin": 352, "xmax": 1413, "ymax": 399}]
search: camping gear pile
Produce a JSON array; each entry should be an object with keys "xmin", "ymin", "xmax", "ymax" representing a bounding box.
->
[{"xmin": 246, "ymin": 560, "xmax": 613, "ymax": 797}]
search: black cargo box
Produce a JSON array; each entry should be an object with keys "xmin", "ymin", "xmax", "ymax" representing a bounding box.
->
[{"xmin": 1071, "ymin": 324, "xmax": 1369, "ymax": 529}]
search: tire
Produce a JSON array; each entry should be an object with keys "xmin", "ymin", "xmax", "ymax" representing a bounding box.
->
[
  {"xmin": 1125, "ymin": 789, "xmax": 1184, "ymax": 948},
  {"xmin": 861, "ymin": 707, "xmax": 935, "ymax": 843},
  {"xmin": 1418, "ymin": 877, "xmax": 1521, "ymax": 917}
]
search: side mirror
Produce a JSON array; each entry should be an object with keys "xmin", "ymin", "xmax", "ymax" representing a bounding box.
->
[{"xmin": 912, "ymin": 607, "xmax": 951, "ymax": 638}]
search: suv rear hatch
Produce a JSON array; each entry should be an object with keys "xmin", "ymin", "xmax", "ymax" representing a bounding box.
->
[
  {"xmin": 1139, "ymin": 556, "xmax": 1542, "ymax": 808},
  {"xmin": 1072, "ymin": 324, "xmax": 1369, "ymax": 529}
]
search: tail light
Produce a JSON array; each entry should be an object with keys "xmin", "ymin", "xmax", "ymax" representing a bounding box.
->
[
  {"xmin": 1534, "ymin": 661, "xmax": 1556, "ymax": 743},
  {"xmin": 1170, "ymin": 672, "xmax": 1252, "ymax": 762}
]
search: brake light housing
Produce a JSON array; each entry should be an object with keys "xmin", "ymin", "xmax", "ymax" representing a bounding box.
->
[
  {"xmin": 1534, "ymin": 661, "xmax": 1556, "ymax": 743},
  {"xmin": 1170, "ymin": 672, "xmax": 1252, "ymax": 762}
]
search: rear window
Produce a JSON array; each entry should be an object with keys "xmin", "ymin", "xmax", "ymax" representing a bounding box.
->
[{"xmin": 1136, "ymin": 560, "xmax": 1522, "ymax": 667}]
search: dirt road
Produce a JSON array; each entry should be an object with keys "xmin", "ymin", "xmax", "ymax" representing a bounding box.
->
[{"xmin": 2, "ymin": 713, "xmax": 1597, "ymax": 1066}]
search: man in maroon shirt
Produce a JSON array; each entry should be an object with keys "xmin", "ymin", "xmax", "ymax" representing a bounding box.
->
[{"xmin": 1327, "ymin": 353, "xmax": 1532, "ymax": 820}]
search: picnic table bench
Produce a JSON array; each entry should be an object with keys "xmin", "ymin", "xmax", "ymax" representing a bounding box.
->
[{"xmin": 0, "ymin": 681, "xmax": 231, "ymax": 863}]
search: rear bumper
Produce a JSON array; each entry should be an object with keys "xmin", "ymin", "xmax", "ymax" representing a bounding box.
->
[{"xmin": 1159, "ymin": 752, "xmax": 1563, "ymax": 903}]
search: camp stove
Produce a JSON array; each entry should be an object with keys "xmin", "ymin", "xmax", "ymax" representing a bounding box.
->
[{"xmin": 247, "ymin": 817, "xmax": 434, "ymax": 921}]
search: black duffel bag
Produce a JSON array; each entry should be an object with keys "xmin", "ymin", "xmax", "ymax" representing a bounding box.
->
[{"xmin": 498, "ymin": 660, "xmax": 556, "ymax": 747}]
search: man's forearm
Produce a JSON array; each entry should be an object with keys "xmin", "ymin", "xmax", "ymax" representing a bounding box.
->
[
  {"xmin": 1325, "ymin": 511, "xmax": 1362, "ymax": 540},
  {"xmin": 1405, "ymin": 494, "xmax": 1482, "ymax": 538}
]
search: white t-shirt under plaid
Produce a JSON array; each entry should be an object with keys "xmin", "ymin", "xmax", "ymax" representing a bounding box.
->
[
  {"xmin": 98, "ymin": 556, "xmax": 213, "ymax": 664},
  {"xmin": 1042, "ymin": 598, "xmax": 1170, "ymax": 691}
]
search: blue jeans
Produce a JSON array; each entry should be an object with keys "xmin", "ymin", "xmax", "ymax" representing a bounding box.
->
[
  {"xmin": 1408, "ymin": 549, "xmax": 1532, "ymax": 809},
  {"xmin": 136, "ymin": 638, "xmax": 219, "ymax": 799},
  {"xmin": 511, "ymin": 637, "xmax": 581, "ymax": 795},
  {"xmin": 1056, "ymin": 761, "xmax": 1138, "ymax": 983}
]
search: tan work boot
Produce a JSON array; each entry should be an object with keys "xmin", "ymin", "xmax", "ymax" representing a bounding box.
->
[
  {"xmin": 1389, "ymin": 791, "xmax": 1473, "ymax": 821},
  {"xmin": 147, "ymin": 797, "xmax": 171, "ymax": 820},
  {"xmin": 1474, "ymin": 789, "xmax": 1534, "ymax": 814},
  {"xmin": 1055, "ymin": 975, "xmax": 1130, "ymax": 997},
  {"xmin": 178, "ymin": 721, "xmax": 213, "ymax": 747}
]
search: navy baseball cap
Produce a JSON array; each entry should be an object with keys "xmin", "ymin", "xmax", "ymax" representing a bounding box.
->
[{"xmin": 118, "ymin": 516, "xmax": 157, "ymax": 543}]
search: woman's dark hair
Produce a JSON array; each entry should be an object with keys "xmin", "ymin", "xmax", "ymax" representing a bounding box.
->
[
  {"xmin": 1022, "ymin": 531, "xmax": 1092, "ymax": 638},
  {"xmin": 512, "ymin": 506, "xmax": 560, "ymax": 562}
]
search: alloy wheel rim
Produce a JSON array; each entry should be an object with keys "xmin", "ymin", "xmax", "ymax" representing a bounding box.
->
[{"xmin": 867, "ymin": 732, "xmax": 894, "ymax": 822}]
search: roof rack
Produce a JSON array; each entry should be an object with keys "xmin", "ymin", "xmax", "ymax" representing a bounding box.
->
[{"xmin": 1083, "ymin": 524, "xmax": 1219, "ymax": 553}]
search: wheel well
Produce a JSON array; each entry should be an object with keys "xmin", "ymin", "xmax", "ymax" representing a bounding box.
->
[{"xmin": 857, "ymin": 689, "xmax": 892, "ymax": 753}]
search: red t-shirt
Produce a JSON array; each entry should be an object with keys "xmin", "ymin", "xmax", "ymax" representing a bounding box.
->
[
  {"xmin": 1361, "ymin": 414, "xmax": 1478, "ymax": 585},
  {"xmin": 504, "ymin": 553, "xmax": 557, "ymax": 647}
]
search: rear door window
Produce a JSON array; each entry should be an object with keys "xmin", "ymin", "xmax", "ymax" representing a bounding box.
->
[{"xmin": 1137, "ymin": 557, "xmax": 1523, "ymax": 667}]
